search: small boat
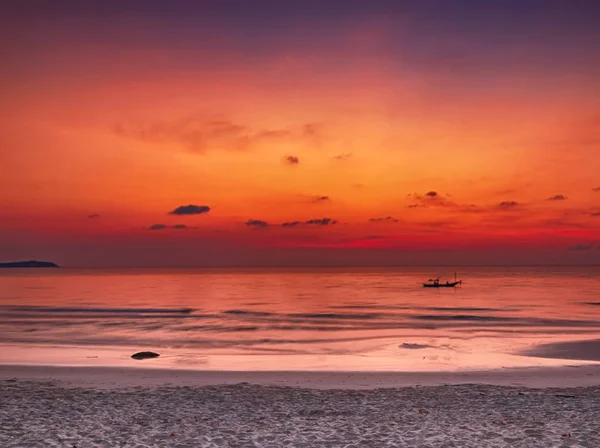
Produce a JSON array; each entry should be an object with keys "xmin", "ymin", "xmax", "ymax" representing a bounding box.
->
[{"xmin": 423, "ymin": 273, "xmax": 462, "ymax": 288}]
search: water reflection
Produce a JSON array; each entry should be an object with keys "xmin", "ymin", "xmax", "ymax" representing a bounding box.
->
[{"xmin": 1, "ymin": 266, "xmax": 599, "ymax": 370}]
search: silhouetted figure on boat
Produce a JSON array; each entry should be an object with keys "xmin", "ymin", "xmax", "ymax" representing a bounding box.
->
[{"xmin": 423, "ymin": 273, "xmax": 462, "ymax": 288}]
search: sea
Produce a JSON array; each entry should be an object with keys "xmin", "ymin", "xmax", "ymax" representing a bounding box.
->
[{"xmin": 1, "ymin": 266, "xmax": 599, "ymax": 371}]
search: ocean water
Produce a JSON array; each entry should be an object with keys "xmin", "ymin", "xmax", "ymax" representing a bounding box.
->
[{"xmin": 1, "ymin": 266, "xmax": 599, "ymax": 371}]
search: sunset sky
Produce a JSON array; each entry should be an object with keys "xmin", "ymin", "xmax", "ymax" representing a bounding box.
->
[{"xmin": 1, "ymin": 0, "xmax": 599, "ymax": 266}]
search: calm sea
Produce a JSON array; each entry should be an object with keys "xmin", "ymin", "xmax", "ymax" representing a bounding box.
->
[{"xmin": 1, "ymin": 267, "xmax": 599, "ymax": 371}]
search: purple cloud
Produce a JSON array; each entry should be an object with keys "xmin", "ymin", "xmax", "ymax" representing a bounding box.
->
[{"xmin": 169, "ymin": 204, "xmax": 211, "ymax": 215}]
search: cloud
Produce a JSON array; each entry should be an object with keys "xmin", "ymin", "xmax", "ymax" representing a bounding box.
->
[
  {"xmin": 306, "ymin": 218, "xmax": 337, "ymax": 226},
  {"xmin": 254, "ymin": 129, "xmax": 292, "ymax": 139},
  {"xmin": 591, "ymin": 212, "xmax": 600, "ymax": 216},
  {"xmin": 313, "ymin": 195, "xmax": 330, "ymax": 202},
  {"xmin": 169, "ymin": 204, "xmax": 211, "ymax": 215},
  {"xmin": 281, "ymin": 218, "xmax": 338, "ymax": 227},
  {"xmin": 302, "ymin": 123, "xmax": 324, "ymax": 147},
  {"xmin": 369, "ymin": 216, "xmax": 399, "ymax": 223},
  {"xmin": 351, "ymin": 183, "xmax": 366, "ymax": 189},
  {"xmin": 405, "ymin": 191, "xmax": 531, "ymax": 216},
  {"xmin": 568, "ymin": 243, "xmax": 594, "ymax": 251},
  {"xmin": 593, "ymin": 187, "xmax": 600, "ymax": 192},
  {"xmin": 87, "ymin": 214, "xmax": 100, "ymax": 218},
  {"xmin": 283, "ymin": 155, "xmax": 299, "ymax": 165},
  {"xmin": 407, "ymin": 191, "xmax": 457, "ymax": 208},
  {"xmin": 333, "ymin": 152, "xmax": 352, "ymax": 161},
  {"xmin": 245, "ymin": 219, "xmax": 269, "ymax": 228},
  {"xmin": 114, "ymin": 119, "xmax": 242, "ymax": 152},
  {"xmin": 114, "ymin": 118, "xmax": 309, "ymax": 153},
  {"xmin": 498, "ymin": 201, "xmax": 519, "ymax": 208},
  {"xmin": 407, "ymin": 192, "xmax": 523, "ymax": 214},
  {"xmin": 547, "ymin": 194, "xmax": 568, "ymax": 201},
  {"xmin": 148, "ymin": 224, "xmax": 188, "ymax": 230},
  {"xmin": 281, "ymin": 221, "xmax": 301, "ymax": 227}
]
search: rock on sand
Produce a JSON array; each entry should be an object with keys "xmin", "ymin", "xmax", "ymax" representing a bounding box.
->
[{"xmin": 131, "ymin": 352, "xmax": 160, "ymax": 360}]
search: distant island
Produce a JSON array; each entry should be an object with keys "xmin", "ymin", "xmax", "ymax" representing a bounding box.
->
[{"xmin": 0, "ymin": 260, "xmax": 59, "ymax": 268}]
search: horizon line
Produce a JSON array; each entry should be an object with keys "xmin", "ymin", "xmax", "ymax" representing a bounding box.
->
[{"xmin": 19, "ymin": 263, "xmax": 600, "ymax": 269}]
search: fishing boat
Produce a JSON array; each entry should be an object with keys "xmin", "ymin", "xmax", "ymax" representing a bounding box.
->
[{"xmin": 423, "ymin": 273, "xmax": 462, "ymax": 288}]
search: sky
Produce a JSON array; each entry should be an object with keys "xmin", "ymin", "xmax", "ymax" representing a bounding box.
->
[{"xmin": 1, "ymin": 0, "xmax": 599, "ymax": 267}]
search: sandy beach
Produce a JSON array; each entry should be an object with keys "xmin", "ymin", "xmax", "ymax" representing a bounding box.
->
[
  {"xmin": 2, "ymin": 365, "xmax": 600, "ymax": 447},
  {"xmin": 3, "ymin": 267, "xmax": 600, "ymax": 446}
]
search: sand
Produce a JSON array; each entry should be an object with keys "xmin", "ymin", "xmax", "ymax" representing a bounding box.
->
[
  {"xmin": 1, "ymin": 365, "xmax": 600, "ymax": 447},
  {"xmin": 521, "ymin": 339, "xmax": 600, "ymax": 362}
]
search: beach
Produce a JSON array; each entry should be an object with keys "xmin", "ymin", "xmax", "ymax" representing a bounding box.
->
[
  {"xmin": 2, "ymin": 267, "xmax": 600, "ymax": 446},
  {"xmin": 2, "ymin": 365, "xmax": 600, "ymax": 447}
]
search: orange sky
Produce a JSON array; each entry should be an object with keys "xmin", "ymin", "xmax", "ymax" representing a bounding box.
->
[{"xmin": 1, "ymin": 2, "xmax": 599, "ymax": 266}]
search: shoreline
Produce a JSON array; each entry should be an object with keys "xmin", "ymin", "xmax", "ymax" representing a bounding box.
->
[
  {"xmin": 2, "ymin": 363, "xmax": 600, "ymax": 389},
  {"xmin": 3, "ymin": 335, "xmax": 600, "ymax": 374}
]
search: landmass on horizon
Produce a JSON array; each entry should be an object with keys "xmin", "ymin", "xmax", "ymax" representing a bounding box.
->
[{"xmin": 0, "ymin": 260, "xmax": 59, "ymax": 268}]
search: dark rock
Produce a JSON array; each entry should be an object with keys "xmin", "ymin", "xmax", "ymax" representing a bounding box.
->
[
  {"xmin": 131, "ymin": 351, "xmax": 160, "ymax": 360},
  {"xmin": 399, "ymin": 343, "xmax": 430, "ymax": 350}
]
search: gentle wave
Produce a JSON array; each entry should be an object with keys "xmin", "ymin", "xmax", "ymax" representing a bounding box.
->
[
  {"xmin": 0, "ymin": 305, "xmax": 195, "ymax": 314},
  {"xmin": 1, "ymin": 267, "xmax": 600, "ymax": 356}
]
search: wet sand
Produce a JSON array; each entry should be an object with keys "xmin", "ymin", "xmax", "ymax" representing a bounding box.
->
[
  {"xmin": 2, "ymin": 364, "xmax": 600, "ymax": 389},
  {"xmin": 521, "ymin": 338, "xmax": 600, "ymax": 362}
]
